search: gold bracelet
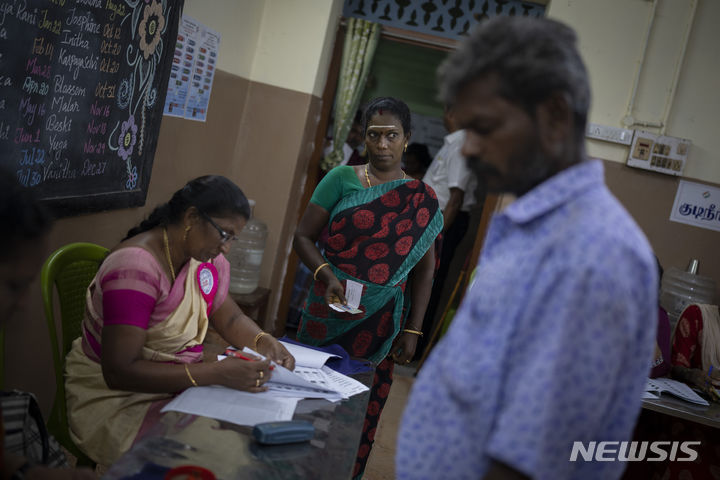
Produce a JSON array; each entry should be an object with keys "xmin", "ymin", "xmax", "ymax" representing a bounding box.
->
[
  {"xmin": 313, "ymin": 262, "xmax": 330, "ymax": 280},
  {"xmin": 402, "ymin": 329, "xmax": 423, "ymax": 336},
  {"xmin": 253, "ymin": 331, "xmax": 271, "ymax": 351},
  {"xmin": 184, "ymin": 363, "xmax": 198, "ymax": 387}
]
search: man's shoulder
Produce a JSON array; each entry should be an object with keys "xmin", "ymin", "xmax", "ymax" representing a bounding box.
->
[
  {"xmin": 446, "ymin": 129, "xmax": 466, "ymax": 144},
  {"xmin": 535, "ymin": 186, "xmax": 655, "ymax": 282},
  {"xmin": 578, "ymin": 185, "xmax": 650, "ymax": 249}
]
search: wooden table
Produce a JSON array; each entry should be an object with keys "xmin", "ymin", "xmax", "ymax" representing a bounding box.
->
[
  {"xmin": 103, "ymin": 371, "xmax": 373, "ymax": 479},
  {"xmin": 621, "ymin": 395, "xmax": 720, "ymax": 479},
  {"xmin": 641, "ymin": 395, "xmax": 720, "ymax": 428}
]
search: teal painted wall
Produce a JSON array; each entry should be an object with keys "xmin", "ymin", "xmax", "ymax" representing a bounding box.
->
[{"xmin": 361, "ymin": 38, "xmax": 448, "ymax": 118}]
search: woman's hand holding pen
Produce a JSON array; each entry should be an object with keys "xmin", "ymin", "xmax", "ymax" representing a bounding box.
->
[
  {"xmin": 707, "ymin": 365, "xmax": 720, "ymax": 387},
  {"xmin": 214, "ymin": 355, "xmax": 272, "ymax": 392},
  {"xmin": 682, "ymin": 365, "xmax": 720, "ymax": 403},
  {"xmin": 702, "ymin": 366, "xmax": 720, "ymax": 402}
]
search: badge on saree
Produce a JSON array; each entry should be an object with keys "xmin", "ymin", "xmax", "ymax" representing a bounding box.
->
[{"xmin": 196, "ymin": 262, "xmax": 219, "ymax": 316}]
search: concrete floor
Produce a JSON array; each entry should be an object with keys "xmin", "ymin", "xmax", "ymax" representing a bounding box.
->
[{"xmin": 363, "ymin": 364, "xmax": 416, "ymax": 480}]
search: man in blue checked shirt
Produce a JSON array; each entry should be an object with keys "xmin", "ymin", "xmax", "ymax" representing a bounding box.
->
[{"xmin": 397, "ymin": 17, "xmax": 657, "ymax": 480}]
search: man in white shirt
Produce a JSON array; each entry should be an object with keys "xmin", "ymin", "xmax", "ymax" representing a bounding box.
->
[
  {"xmin": 423, "ymin": 108, "xmax": 477, "ymax": 229},
  {"xmin": 418, "ymin": 107, "xmax": 477, "ymax": 355},
  {"xmin": 322, "ymin": 111, "xmax": 365, "ymax": 168}
]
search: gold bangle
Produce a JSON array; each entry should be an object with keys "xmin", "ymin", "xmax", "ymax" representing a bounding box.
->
[
  {"xmin": 184, "ymin": 363, "xmax": 198, "ymax": 387},
  {"xmin": 402, "ymin": 329, "xmax": 423, "ymax": 336},
  {"xmin": 313, "ymin": 262, "xmax": 330, "ymax": 280},
  {"xmin": 253, "ymin": 331, "xmax": 271, "ymax": 351}
]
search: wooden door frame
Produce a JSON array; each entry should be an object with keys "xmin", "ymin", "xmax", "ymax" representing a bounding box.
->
[{"xmin": 274, "ymin": 25, "xmax": 347, "ymax": 335}]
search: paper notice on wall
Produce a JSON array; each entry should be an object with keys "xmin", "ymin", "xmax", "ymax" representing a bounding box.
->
[
  {"xmin": 669, "ymin": 180, "xmax": 720, "ymax": 232},
  {"xmin": 183, "ymin": 24, "xmax": 220, "ymax": 122},
  {"xmin": 163, "ymin": 15, "xmax": 220, "ymax": 122},
  {"xmin": 164, "ymin": 16, "xmax": 199, "ymax": 118}
]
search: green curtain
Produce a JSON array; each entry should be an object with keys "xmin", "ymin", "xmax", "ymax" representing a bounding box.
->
[{"xmin": 321, "ymin": 18, "xmax": 380, "ymax": 172}]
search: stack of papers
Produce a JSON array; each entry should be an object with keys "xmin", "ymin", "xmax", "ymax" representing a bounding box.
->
[
  {"xmin": 235, "ymin": 342, "xmax": 368, "ymax": 402},
  {"xmin": 161, "ymin": 386, "xmax": 300, "ymax": 426},
  {"xmin": 161, "ymin": 341, "xmax": 369, "ymax": 426},
  {"xmin": 644, "ymin": 378, "xmax": 709, "ymax": 406}
]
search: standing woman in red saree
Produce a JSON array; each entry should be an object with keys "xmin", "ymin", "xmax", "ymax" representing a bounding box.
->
[{"xmin": 294, "ymin": 97, "xmax": 442, "ymax": 478}]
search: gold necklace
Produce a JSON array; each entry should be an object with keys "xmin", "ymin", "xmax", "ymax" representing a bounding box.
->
[
  {"xmin": 162, "ymin": 227, "xmax": 176, "ymax": 282},
  {"xmin": 364, "ymin": 164, "xmax": 406, "ymax": 187}
]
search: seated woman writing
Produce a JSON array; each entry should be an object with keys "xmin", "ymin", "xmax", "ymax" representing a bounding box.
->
[
  {"xmin": 65, "ymin": 175, "xmax": 294, "ymax": 465},
  {"xmin": 670, "ymin": 303, "xmax": 720, "ymax": 401}
]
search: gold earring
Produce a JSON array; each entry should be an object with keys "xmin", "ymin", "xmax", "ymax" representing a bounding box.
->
[
  {"xmin": 404, "ymin": 144, "xmax": 408, "ymax": 152},
  {"xmin": 183, "ymin": 225, "xmax": 191, "ymax": 242}
]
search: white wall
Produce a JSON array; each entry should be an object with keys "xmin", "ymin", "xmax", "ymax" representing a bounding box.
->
[
  {"xmin": 181, "ymin": 0, "xmax": 264, "ymax": 79},
  {"xmin": 183, "ymin": 0, "xmax": 343, "ymax": 97},
  {"xmin": 251, "ymin": 0, "xmax": 342, "ymax": 96},
  {"xmin": 548, "ymin": 0, "xmax": 720, "ymax": 184}
]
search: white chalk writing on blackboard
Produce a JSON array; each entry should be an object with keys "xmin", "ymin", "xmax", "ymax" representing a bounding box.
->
[{"xmin": 1, "ymin": 0, "xmax": 183, "ymax": 214}]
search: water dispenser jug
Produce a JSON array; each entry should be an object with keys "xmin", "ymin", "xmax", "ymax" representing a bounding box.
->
[
  {"xmin": 228, "ymin": 199, "xmax": 267, "ymax": 294},
  {"xmin": 660, "ymin": 258, "xmax": 717, "ymax": 331}
]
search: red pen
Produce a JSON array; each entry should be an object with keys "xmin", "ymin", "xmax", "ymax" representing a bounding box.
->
[{"xmin": 224, "ymin": 349, "xmax": 275, "ymax": 370}]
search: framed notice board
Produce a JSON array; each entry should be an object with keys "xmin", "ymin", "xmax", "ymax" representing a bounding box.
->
[{"xmin": 0, "ymin": 0, "xmax": 183, "ymax": 216}]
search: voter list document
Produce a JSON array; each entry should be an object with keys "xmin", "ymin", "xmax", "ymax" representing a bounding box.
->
[
  {"xmin": 239, "ymin": 346, "xmax": 368, "ymax": 402},
  {"xmin": 161, "ymin": 386, "xmax": 299, "ymax": 426}
]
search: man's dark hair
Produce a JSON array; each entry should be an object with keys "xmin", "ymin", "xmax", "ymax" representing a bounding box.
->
[
  {"xmin": 406, "ymin": 143, "xmax": 433, "ymax": 169},
  {"xmin": 438, "ymin": 16, "xmax": 591, "ymax": 140},
  {"xmin": 0, "ymin": 169, "xmax": 53, "ymax": 258}
]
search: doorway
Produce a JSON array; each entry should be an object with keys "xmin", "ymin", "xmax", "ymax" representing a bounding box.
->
[{"xmin": 276, "ymin": 22, "xmax": 490, "ymax": 362}]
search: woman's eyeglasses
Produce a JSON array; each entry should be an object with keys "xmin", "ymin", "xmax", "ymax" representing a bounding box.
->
[{"xmin": 199, "ymin": 211, "xmax": 238, "ymax": 243}]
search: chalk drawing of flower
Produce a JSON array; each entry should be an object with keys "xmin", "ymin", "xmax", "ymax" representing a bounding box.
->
[
  {"xmin": 126, "ymin": 165, "xmax": 138, "ymax": 190},
  {"xmin": 146, "ymin": 86, "xmax": 157, "ymax": 107},
  {"xmin": 117, "ymin": 78, "xmax": 131, "ymax": 109},
  {"xmin": 139, "ymin": 0, "xmax": 165, "ymax": 60},
  {"xmin": 119, "ymin": 116, "xmax": 138, "ymax": 160}
]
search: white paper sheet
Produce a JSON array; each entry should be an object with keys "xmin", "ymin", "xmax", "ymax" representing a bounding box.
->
[
  {"xmin": 645, "ymin": 378, "xmax": 709, "ymax": 406},
  {"xmin": 278, "ymin": 341, "xmax": 340, "ymax": 369},
  {"xmin": 161, "ymin": 386, "xmax": 299, "ymax": 426},
  {"xmin": 344, "ymin": 279, "xmax": 363, "ymax": 309},
  {"xmin": 321, "ymin": 366, "xmax": 369, "ymax": 397},
  {"xmin": 263, "ymin": 384, "xmax": 343, "ymax": 403},
  {"xmin": 238, "ymin": 347, "xmax": 346, "ymax": 402},
  {"xmin": 329, "ymin": 279, "xmax": 364, "ymax": 314},
  {"xmin": 236, "ymin": 346, "xmax": 368, "ymax": 402}
]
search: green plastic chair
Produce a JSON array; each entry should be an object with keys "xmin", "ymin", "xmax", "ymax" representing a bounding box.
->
[{"xmin": 41, "ymin": 242, "xmax": 109, "ymax": 467}]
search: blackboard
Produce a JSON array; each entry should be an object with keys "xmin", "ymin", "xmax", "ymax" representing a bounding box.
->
[{"xmin": 0, "ymin": 0, "xmax": 183, "ymax": 216}]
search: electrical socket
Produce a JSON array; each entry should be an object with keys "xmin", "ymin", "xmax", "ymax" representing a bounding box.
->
[
  {"xmin": 585, "ymin": 123, "xmax": 634, "ymax": 145},
  {"xmin": 626, "ymin": 130, "xmax": 690, "ymax": 177}
]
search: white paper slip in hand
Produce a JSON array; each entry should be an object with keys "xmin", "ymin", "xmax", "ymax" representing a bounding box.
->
[
  {"xmin": 329, "ymin": 304, "xmax": 363, "ymax": 314},
  {"xmin": 329, "ymin": 279, "xmax": 363, "ymax": 314}
]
